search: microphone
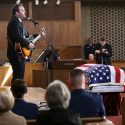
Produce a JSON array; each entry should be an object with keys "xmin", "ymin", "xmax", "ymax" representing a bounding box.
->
[{"xmin": 27, "ymin": 17, "xmax": 39, "ymax": 25}]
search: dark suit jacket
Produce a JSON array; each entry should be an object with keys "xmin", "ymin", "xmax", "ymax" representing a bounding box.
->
[
  {"xmin": 69, "ymin": 89, "xmax": 106, "ymax": 118},
  {"xmin": 36, "ymin": 109, "xmax": 82, "ymax": 125},
  {"xmin": 95, "ymin": 43, "xmax": 112, "ymax": 65},
  {"xmin": 12, "ymin": 98, "xmax": 38, "ymax": 119},
  {"xmin": 7, "ymin": 16, "xmax": 30, "ymax": 59}
]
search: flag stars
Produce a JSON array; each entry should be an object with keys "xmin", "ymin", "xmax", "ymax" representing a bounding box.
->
[
  {"xmin": 103, "ymin": 72, "xmax": 106, "ymax": 76},
  {"xmin": 99, "ymin": 70, "xmax": 102, "ymax": 72},
  {"xmin": 101, "ymin": 67, "xmax": 104, "ymax": 69},
  {"xmin": 96, "ymin": 73, "xmax": 99, "ymax": 76},
  {"xmin": 91, "ymin": 74, "xmax": 94, "ymax": 78},
  {"xmin": 106, "ymin": 76, "xmax": 110, "ymax": 79},
  {"xmin": 99, "ymin": 77, "xmax": 103, "ymax": 80}
]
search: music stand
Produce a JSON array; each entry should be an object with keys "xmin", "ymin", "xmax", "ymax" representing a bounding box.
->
[{"xmin": 35, "ymin": 44, "xmax": 60, "ymax": 85}]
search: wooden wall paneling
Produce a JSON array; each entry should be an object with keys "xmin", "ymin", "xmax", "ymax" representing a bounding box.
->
[
  {"xmin": 0, "ymin": 63, "xmax": 43, "ymax": 86},
  {"xmin": 33, "ymin": 70, "xmax": 50, "ymax": 87},
  {"xmin": 0, "ymin": 49, "xmax": 8, "ymax": 63},
  {"xmin": 52, "ymin": 70, "xmax": 71, "ymax": 83},
  {"xmin": 0, "ymin": 1, "xmax": 82, "ymax": 63},
  {"xmin": 27, "ymin": 1, "xmax": 82, "ymax": 48},
  {"xmin": 58, "ymin": 46, "xmax": 82, "ymax": 59},
  {"xmin": 29, "ymin": 0, "xmax": 32, "ymax": 18},
  {"xmin": 0, "ymin": 0, "xmax": 29, "ymax": 21},
  {"xmin": 112, "ymin": 61, "xmax": 125, "ymax": 69},
  {"xmin": 0, "ymin": 22, "xmax": 8, "ymax": 49},
  {"xmin": 32, "ymin": 69, "xmax": 70, "ymax": 88},
  {"xmin": 32, "ymin": 1, "xmax": 75, "ymax": 20},
  {"xmin": 24, "ymin": 63, "xmax": 43, "ymax": 86}
]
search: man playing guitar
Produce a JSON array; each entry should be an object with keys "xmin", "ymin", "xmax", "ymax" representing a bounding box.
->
[{"xmin": 7, "ymin": 3, "xmax": 45, "ymax": 84}]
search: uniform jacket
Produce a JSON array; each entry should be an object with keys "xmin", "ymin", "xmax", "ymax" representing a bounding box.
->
[{"xmin": 69, "ymin": 89, "xmax": 106, "ymax": 118}]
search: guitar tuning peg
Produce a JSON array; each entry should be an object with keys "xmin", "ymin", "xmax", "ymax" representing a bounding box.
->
[{"xmin": 42, "ymin": 27, "xmax": 46, "ymax": 31}]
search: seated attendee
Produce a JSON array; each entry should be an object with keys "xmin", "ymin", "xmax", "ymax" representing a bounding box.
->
[
  {"xmin": 88, "ymin": 53, "xmax": 95, "ymax": 61},
  {"xmin": 11, "ymin": 79, "xmax": 38, "ymax": 119},
  {"xmin": 69, "ymin": 69, "xmax": 106, "ymax": 118},
  {"xmin": 0, "ymin": 87, "xmax": 26, "ymax": 125},
  {"xmin": 36, "ymin": 80, "xmax": 81, "ymax": 125},
  {"xmin": 86, "ymin": 53, "xmax": 96, "ymax": 64}
]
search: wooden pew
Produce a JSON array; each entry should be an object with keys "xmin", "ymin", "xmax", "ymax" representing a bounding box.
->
[
  {"xmin": 27, "ymin": 120, "xmax": 36, "ymax": 125},
  {"xmin": 26, "ymin": 117, "xmax": 114, "ymax": 125},
  {"xmin": 81, "ymin": 116, "xmax": 114, "ymax": 125}
]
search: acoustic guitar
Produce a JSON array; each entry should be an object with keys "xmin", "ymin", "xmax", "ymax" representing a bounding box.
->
[{"xmin": 15, "ymin": 29, "xmax": 46, "ymax": 59}]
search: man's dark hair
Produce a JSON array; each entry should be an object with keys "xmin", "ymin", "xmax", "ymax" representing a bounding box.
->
[
  {"xmin": 11, "ymin": 3, "xmax": 23, "ymax": 16},
  {"xmin": 70, "ymin": 68, "xmax": 86, "ymax": 79},
  {"xmin": 11, "ymin": 79, "xmax": 27, "ymax": 98},
  {"xmin": 70, "ymin": 68, "xmax": 87, "ymax": 85}
]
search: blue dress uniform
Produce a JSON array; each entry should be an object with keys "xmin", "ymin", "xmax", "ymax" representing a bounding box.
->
[{"xmin": 69, "ymin": 89, "xmax": 106, "ymax": 117}]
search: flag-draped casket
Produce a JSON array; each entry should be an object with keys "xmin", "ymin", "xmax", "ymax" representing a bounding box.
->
[{"xmin": 76, "ymin": 64, "xmax": 125, "ymax": 93}]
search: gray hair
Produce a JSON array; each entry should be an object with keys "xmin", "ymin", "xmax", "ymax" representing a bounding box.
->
[
  {"xmin": 0, "ymin": 87, "xmax": 14, "ymax": 113},
  {"xmin": 45, "ymin": 80, "xmax": 71, "ymax": 109}
]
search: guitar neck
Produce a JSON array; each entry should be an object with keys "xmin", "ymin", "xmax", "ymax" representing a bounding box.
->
[{"xmin": 32, "ymin": 34, "xmax": 42, "ymax": 44}]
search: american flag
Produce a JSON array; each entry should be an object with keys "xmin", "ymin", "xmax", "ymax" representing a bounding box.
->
[{"xmin": 76, "ymin": 64, "xmax": 125, "ymax": 87}]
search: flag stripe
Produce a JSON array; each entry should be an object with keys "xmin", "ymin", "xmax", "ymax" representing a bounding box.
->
[
  {"xmin": 120, "ymin": 69, "xmax": 125, "ymax": 83},
  {"xmin": 114, "ymin": 67, "xmax": 120, "ymax": 83},
  {"xmin": 109, "ymin": 65, "xmax": 116, "ymax": 84}
]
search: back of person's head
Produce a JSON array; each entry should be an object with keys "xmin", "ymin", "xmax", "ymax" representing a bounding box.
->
[
  {"xmin": 45, "ymin": 80, "xmax": 71, "ymax": 110},
  {"xmin": 11, "ymin": 3, "xmax": 23, "ymax": 16},
  {"xmin": 11, "ymin": 79, "xmax": 27, "ymax": 98},
  {"xmin": 0, "ymin": 87, "xmax": 14, "ymax": 113},
  {"xmin": 70, "ymin": 69, "xmax": 86, "ymax": 88}
]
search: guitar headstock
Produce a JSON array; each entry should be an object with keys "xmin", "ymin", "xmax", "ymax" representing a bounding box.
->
[{"xmin": 40, "ymin": 28, "xmax": 46, "ymax": 37}]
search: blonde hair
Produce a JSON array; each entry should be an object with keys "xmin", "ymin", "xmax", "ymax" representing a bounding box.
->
[
  {"xmin": 45, "ymin": 80, "xmax": 71, "ymax": 109},
  {"xmin": 0, "ymin": 87, "xmax": 14, "ymax": 113}
]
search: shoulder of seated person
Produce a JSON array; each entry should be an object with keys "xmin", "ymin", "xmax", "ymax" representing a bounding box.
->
[
  {"xmin": 89, "ymin": 92, "xmax": 101, "ymax": 96},
  {"xmin": 26, "ymin": 102, "xmax": 38, "ymax": 107}
]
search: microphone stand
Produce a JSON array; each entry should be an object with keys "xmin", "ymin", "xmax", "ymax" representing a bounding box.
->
[
  {"xmin": 31, "ymin": 21, "xmax": 51, "ymax": 86},
  {"xmin": 31, "ymin": 20, "xmax": 60, "ymax": 85}
]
